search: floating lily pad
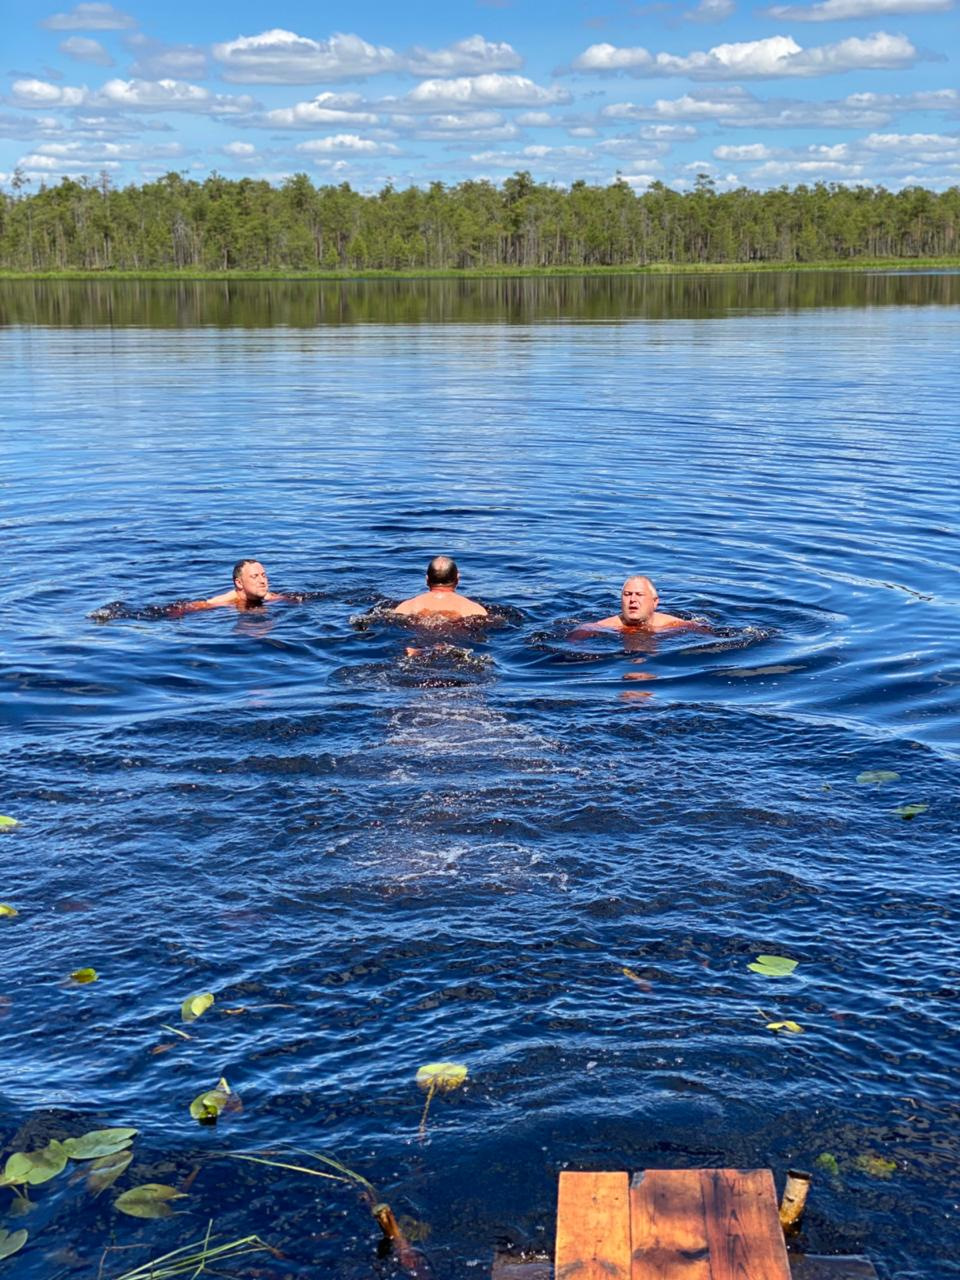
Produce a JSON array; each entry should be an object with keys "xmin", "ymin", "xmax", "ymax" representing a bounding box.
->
[
  {"xmin": 181, "ymin": 992, "xmax": 214, "ymax": 1024},
  {"xmin": 115, "ymin": 1183, "xmax": 186, "ymax": 1219},
  {"xmin": 747, "ymin": 955, "xmax": 798, "ymax": 977},
  {"xmin": 69, "ymin": 968, "xmax": 98, "ymax": 985},
  {"xmin": 189, "ymin": 1077, "xmax": 239, "ymax": 1125},
  {"xmin": 0, "ymin": 817, "xmax": 19, "ymax": 830},
  {"xmin": 0, "ymin": 905, "xmax": 17, "ymax": 918},
  {"xmin": 766, "ymin": 1020, "xmax": 804, "ymax": 1034},
  {"xmin": 62, "ymin": 1128, "xmax": 137, "ymax": 1161},
  {"xmin": 85, "ymin": 1149, "xmax": 134, "ymax": 1196},
  {"xmin": 0, "ymin": 1228, "xmax": 28, "ymax": 1260},
  {"xmin": 2, "ymin": 1141, "xmax": 69, "ymax": 1187},
  {"xmin": 856, "ymin": 770, "xmax": 900, "ymax": 785},
  {"xmin": 416, "ymin": 1062, "xmax": 468, "ymax": 1140},
  {"xmin": 895, "ymin": 804, "xmax": 928, "ymax": 820},
  {"xmin": 815, "ymin": 1152, "xmax": 840, "ymax": 1177},
  {"xmin": 854, "ymin": 1154, "xmax": 897, "ymax": 1179}
]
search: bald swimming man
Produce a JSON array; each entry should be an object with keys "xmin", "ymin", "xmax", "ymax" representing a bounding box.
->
[
  {"xmin": 393, "ymin": 556, "xmax": 488, "ymax": 620},
  {"xmin": 583, "ymin": 575, "xmax": 697, "ymax": 633}
]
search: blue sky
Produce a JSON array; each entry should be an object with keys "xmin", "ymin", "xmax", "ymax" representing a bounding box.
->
[{"xmin": 2, "ymin": 0, "xmax": 957, "ymax": 192}]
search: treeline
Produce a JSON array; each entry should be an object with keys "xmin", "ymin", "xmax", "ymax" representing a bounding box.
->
[{"xmin": 1, "ymin": 169, "xmax": 958, "ymax": 272}]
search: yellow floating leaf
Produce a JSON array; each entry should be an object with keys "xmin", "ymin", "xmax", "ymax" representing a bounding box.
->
[
  {"xmin": 766, "ymin": 1020, "xmax": 804, "ymax": 1034},
  {"xmin": 181, "ymin": 992, "xmax": 214, "ymax": 1023},
  {"xmin": 416, "ymin": 1062, "xmax": 468, "ymax": 1094},
  {"xmin": 189, "ymin": 1077, "xmax": 241, "ymax": 1125},
  {"xmin": 0, "ymin": 817, "xmax": 19, "ymax": 830},
  {"xmin": 0, "ymin": 905, "xmax": 17, "ymax": 918},
  {"xmin": 69, "ymin": 968, "xmax": 98, "ymax": 985}
]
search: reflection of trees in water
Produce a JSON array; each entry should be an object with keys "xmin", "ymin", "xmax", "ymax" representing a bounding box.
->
[{"xmin": 1, "ymin": 271, "xmax": 958, "ymax": 328}]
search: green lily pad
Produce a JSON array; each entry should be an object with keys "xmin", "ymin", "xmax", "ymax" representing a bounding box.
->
[
  {"xmin": 815, "ymin": 1152, "xmax": 840, "ymax": 1176},
  {"xmin": 62, "ymin": 1128, "xmax": 137, "ymax": 1161},
  {"xmin": 0, "ymin": 817, "xmax": 19, "ymax": 830},
  {"xmin": 69, "ymin": 968, "xmax": 98, "ymax": 985},
  {"xmin": 85, "ymin": 1149, "xmax": 134, "ymax": 1196},
  {"xmin": 2, "ymin": 1141, "xmax": 69, "ymax": 1187},
  {"xmin": 856, "ymin": 770, "xmax": 900, "ymax": 785},
  {"xmin": 115, "ymin": 1183, "xmax": 186, "ymax": 1219},
  {"xmin": 0, "ymin": 905, "xmax": 17, "ymax": 918},
  {"xmin": 854, "ymin": 1153, "xmax": 897, "ymax": 1179},
  {"xmin": 895, "ymin": 803, "xmax": 928, "ymax": 820},
  {"xmin": 189, "ymin": 1077, "xmax": 239, "ymax": 1125},
  {"xmin": 747, "ymin": 955, "xmax": 798, "ymax": 977},
  {"xmin": 181, "ymin": 992, "xmax": 214, "ymax": 1023},
  {"xmin": 0, "ymin": 1228, "xmax": 28, "ymax": 1260}
]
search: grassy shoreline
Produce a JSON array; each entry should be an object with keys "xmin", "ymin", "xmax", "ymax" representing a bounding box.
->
[{"xmin": 1, "ymin": 258, "xmax": 959, "ymax": 283}]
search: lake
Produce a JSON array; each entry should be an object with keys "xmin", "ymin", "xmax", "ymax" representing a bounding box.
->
[{"xmin": 1, "ymin": 272, "xmax": 959, "ymax": 1279}]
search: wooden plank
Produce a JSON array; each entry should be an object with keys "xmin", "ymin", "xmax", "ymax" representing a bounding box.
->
[
  {"xmin": 555, "ymin": 1170, "xmax": 631, "ymax": 1280},
  {"xmin": 700, "ymin": 1168, "xmax": 792, "ymax": 1280},
  {"xmin": 630, "ymin": 1169, "xmax": 712, "ymax": 1279}
]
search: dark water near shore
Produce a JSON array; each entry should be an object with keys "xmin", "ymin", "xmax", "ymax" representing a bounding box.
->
[{"xmin": 1, "ymin": 273, "xmax": 959, "ymax": 1279}]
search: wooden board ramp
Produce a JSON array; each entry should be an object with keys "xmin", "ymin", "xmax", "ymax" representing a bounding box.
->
[{"xmin": 554, "ymin": 1168, "xmax": 792, "ymax": 1280}]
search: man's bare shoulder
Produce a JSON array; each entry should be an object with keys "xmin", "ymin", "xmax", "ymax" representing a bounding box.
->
[
  {"xmin": 650, "ymin": 611, "xmax": 709, "ymax": 631},
  {"xmin": 203, "ymin": 589, "xmax": 238, "ymax": 607},
  {"xmin": 393, "ymin": 592, "xmax": 487, "ymax": 619}
]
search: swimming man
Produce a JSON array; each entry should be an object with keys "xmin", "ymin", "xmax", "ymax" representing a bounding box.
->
[
  {"xmin": 393, "ymin": 556, "xmax": 488, "ymax": 620},
  {"xmin": 181, "ymin": 560, "xmax": 287, "ymax": 612},
  {"xmin": 580, "ymin": 575, "xmax": 696, "ymax": 633}
]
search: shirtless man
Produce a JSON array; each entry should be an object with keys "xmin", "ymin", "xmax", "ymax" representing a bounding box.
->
[
  {"xmin": 186, "ymin": 559, "xmax": 286, "ymax": 611},
  {"xmin": 393, "ymin": 556, "xmax": 488, "ymax": 620},
  {"xmin": 584, "ymin": 575, "xmax": 693, "ymax": 632}
]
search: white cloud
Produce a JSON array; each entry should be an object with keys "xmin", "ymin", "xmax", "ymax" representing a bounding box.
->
[
  {"xmin": 213, "ymin": 29, "xmax": 400, "ymax": 83},
  {"xmin": 602, "ymin": 86, "xmax": 956, "ymax": 130},
  {"xmin": 12, "ymin": 79, "xmax": 88, "ymax": 107},
  {"xmin": 764, "ymin": 0, "xmax": 952, "ymax": 19},
  {"xmin": 19, "ymin": 139, "xmax": 182, "ymax": 173},
  {"xmin": 41, "ymin": 3, "xmax": 135, "ymax": 30},
  {"xmin": 223, "ymin": 141, "xmax": 257, "ymax": 156},
  {"xmin": 124, "ymin": 34, "xmax": 208, "ymax": 79},
  {"xmin": 516, "ymin": 111, "xmax": 556, "ymax": 126},
  {"xmin": 11, "ymin": 76, "xmax": 255, "ymax": 115},
  {"xmin": 295, "ymin": 134, "xmax": 400, "ymax": 153},
  {"xmin": 261, "ymin": 93, "xmax": 380, "ymax": 128},
  {"xmin": 59, "ymin": 36, "xmax": 113, "ymax": 65},
  {"xmin": 713, "ymin": 142, "xmax": 774, "ymax": 159},
  {"xmin": 402, "ymin": 74, "xmax": 571, "ymax": 110},
  {"xmin": 686, "ymin": 0, "xmax": 736, "ymax": 19},
  {"xmin": 572, "ymin": 31, "xmax": 920, "ymax": 78},
  {"xmin": 404, "ymin": 36, "xmax": 523, "ymax": 76}
]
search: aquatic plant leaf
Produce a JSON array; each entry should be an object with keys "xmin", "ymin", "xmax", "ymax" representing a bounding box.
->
[
  {"xmin": 747, "ymin": 955, "xmax": 798, "ymax": 977},
  {"xmin": 0, "ymin": 816, "xmax": 19, "ymax": 830},
  {"xmin": 766, "ymin": 1020, "xmax": 804, "ymax": 1034},
  {"xmin": 115, "ymin": 1183, "xmax": 186, "ymax": 1218},
  {"xmin": 416, "ymin": 1062, "xmax": 468, "ymax": 1141},
  {"xmin": 0, "ymin": 1228, "xmax": 28, "ymax": 1260},
  {"xmin": 856, "ymin": 770, "xmax": 900, "ymax": 785},
  {"xmin": 0, "ymin": 905, "xmax": 17, "ymax": 918},
  {"xmin": 189, "ymin": 1077, "xmax": 239, "ymax": 1125},
  {"xmin": 416, "ymin": 1062, "xmax": 468, "ymax": 1094},
  {"xmin": 181, "ymin": 992, "xmax": 214, "ymax": 1023},
  {"xmin": 895, "ymin": 803, "xmax": 928, "ymax": 820},
  {"xmin": 815, "ymin": 1153, "xmax": 840, "ymax": 1176},
  {"xmin": 70, "ymin": 968, "xmax": 98, "ymax": 984},
  {"xmin": 621, "ymin": 967, "xmax": 652, "ymax": 991},
  {"xmin": 160, "ymin": 1023, "xmax": 192, "ymax": 1040},
  {"xmin": 854, "ymin": 1154, "xmax": 897, "ymax": 1179},
  {"xmin": 3, "ymin": 1141, "xmax": 69, "ymax": 1186},
  {"xmin": 85, "ymin": 1149, "xmax": 133, "ymax": 1195},
  {"xmin": 62, "ymin": 1128, "xmax": 137, "ymax": 1161}
]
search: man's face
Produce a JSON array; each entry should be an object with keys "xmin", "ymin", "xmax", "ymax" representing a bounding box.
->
[
  {"xmin": 236, "ymin": 561, "xmax": 269, "ymax": 602},
  {"xmin": 620, "ymin": 578, "xmax": 658, "ymax": 625}
]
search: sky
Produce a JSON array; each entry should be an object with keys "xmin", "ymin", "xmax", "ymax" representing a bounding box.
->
[{"xmin": 2, "ymin": 0, "xmax": 958, "ymax": 194}]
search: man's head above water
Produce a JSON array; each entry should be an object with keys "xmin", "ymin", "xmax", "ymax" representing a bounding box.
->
[
  {"xmin": 232, "ymin": 559, "xmax": 270, "ymax": 606},
  {"xmin": 426, "ymin": 555, "xmax": 459, "ymax": 588},
  {"xmin": 619, "ymin": 575, "xmax": 659, "ymax": 626}
]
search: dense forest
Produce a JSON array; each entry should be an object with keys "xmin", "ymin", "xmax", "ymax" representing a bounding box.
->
[{"xmin": 1, "ymin": 169, "xmax": 958, "ymax": 271}]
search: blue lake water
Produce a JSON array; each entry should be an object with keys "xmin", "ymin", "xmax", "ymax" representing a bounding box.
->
[{"xmin": 1, "ymin": 274, "xmax": 959, "ymax": 1279}]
